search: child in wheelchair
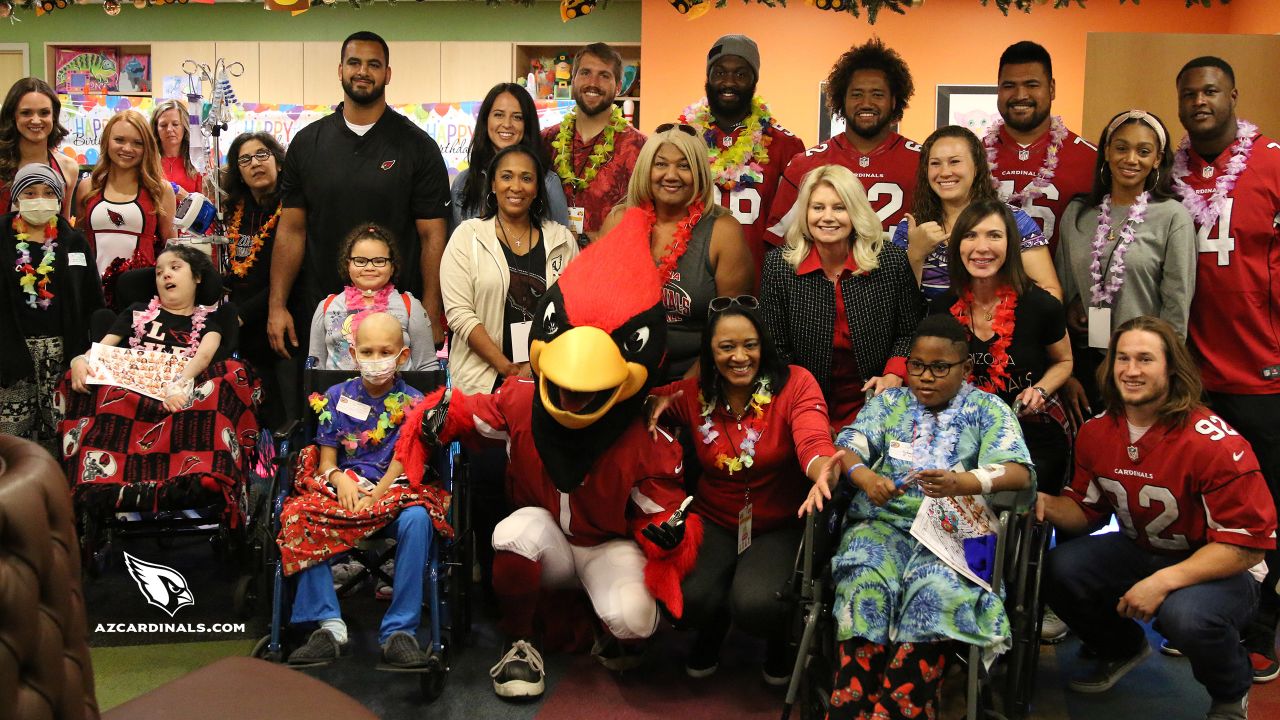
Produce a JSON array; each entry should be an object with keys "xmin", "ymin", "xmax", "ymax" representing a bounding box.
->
[
  {"xmin": 801, "ymin": 314, "xmax": 1034, "ymax": 719},
  {"xmin": 277, "ymin": 311, "xmax": 452, "ymax": 670}
]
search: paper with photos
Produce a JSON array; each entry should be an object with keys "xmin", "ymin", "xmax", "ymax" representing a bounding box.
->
[
  {"xmin": 86, "ymin": 342, "xmax": 185, "ymax": 401},
  {"xmin": 910, "ymin": 492, "xmax": 999, "ymax": 593}
]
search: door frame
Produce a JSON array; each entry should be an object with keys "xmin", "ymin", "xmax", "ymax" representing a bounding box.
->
[{"xmin": 0, "ymin": 43, "xmax": 30, "ymax": 77}]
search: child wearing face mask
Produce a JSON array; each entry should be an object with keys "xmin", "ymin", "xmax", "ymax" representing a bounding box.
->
[
  {"xmin": 0, "ymin": 163, "xmax": 104, "ymax": 451},
  {"xmin": 277, "ymin": 311, "xmax": 453, "ymax": 670}
]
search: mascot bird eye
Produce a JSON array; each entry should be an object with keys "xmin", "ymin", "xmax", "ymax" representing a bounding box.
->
[
  {"xmin": 623, "ymin": 327, "xmax": 650, "ymax": 355},
  {"xmin": 542, "ymin": 301, "xmax": 559, "ymax": 336}
]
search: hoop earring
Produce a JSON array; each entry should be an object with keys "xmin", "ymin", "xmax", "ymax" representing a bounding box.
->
[
  {"xmin": 485, "ymin": 191, "xmax": 497, "ymax": 212},
  {"xmin": 1152, "ymin": 167, "xmax": 1161, "ymax": 185}
]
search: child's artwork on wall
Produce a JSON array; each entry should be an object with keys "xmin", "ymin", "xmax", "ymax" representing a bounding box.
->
[
  {"xmin": 117, "ymin": 54, "xmax": 151, "ymax": 95},
  {"xmin": 55, "ymin": 48, "xmax": 119, "ymax": 95}
]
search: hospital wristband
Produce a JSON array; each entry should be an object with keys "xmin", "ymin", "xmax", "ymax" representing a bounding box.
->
[{"xmin": 845, "ymin": 463, "xmax": 866, "ymax": 482}]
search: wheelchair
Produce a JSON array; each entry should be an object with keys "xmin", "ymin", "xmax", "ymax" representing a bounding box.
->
[
  {"xmin": 70, "ymin": 265, "xmax": 270, "ymax": 601},
  {"xmin": 782, "ymin": 488, "xmax": 1050, "ymax": 720},
  {"xmin": 251, "ymin": 365, "xmax": 472, "ymax": 702}
]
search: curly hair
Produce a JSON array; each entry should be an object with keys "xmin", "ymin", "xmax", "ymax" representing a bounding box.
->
[
  {"xmin": 825, "ymin": 38, "xmax": 915, "ymax": 123},
  {"xmin": 336, "ymin": 223, "xmax": 401, "ymax": 285},
  {"xmin": 908, "ymin": 125, "xmax": 999, "ymax": 227},
  {"xmin": 222, "ymin": 132, "xmax": 285, "ymax": 209},
  {"xmin": 0, "ymin": 78, "xmax": 69, "ymax": 186}
]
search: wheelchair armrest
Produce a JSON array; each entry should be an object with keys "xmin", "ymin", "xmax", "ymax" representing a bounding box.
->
[
  {"xmin": 273, "ymin": 419, "xmax": 302, "ymax": 444},
  {"xmin": 989, "ymin": 487, "xmax": 1035, "ymax": 513}
]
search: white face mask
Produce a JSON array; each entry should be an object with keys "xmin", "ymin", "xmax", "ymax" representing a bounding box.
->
[
  {"xmin": 357, "ymin": 354, "xmax": 401, "ymax": 384},
  {"xmin": 18, "ymin": 197, "xmax": 59, "ymax": 226}
]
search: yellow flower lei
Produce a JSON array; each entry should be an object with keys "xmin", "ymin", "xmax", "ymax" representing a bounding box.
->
[
  {"xmin": 551, "ymin": 105, "xmax": 629, "ymax": 191},
  {"xmin": 697, "ymin": 379, "xmax": 773, "ymax": 475},
  {"xmin": 680, "ymin": 96, "xmax": 773, "ymax": 191}
]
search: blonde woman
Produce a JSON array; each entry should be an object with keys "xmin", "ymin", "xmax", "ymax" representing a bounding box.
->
[
  {"xmin": 151, "ymin": 98, "xmax": 203, "ymax": 198},
  {"xmin": 600, "ymin": 123, "xmax": 753, "ymax": 382},
  {"xmin": 760, "ymin": 164, "xmax": 923, "ymax": 428}
]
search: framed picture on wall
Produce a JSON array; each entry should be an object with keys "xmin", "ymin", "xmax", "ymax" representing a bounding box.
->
[
  {"xmin": 817, "ymin": 81, "xmax": 843, "ymax": 142},
  {"xmin": 936, "ymin": 85, "xmax": 999, "ymax": 136}
]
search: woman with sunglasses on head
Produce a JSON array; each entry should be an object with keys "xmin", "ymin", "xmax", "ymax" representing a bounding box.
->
[
  {"xmin": 646, "ymin": 299, "xmax": 840, "ymax": 684},
  {"xmin": 894, "ymin": 125, "xmax": 1061, "ymax": 302},
  {"xmin": 451, "ymin": 83, "xmax": 569, "ymax": 234},
  {"xmin": 442, "ymin": 144, "xmax": 577, "ymax": 395},
  {"xmin": 308, "ymin": 223, "xmax": 437, "ymax": 372},
  {"xmin": 760, "ymin": 164, "xmax": 923, "ymax": 430},
  {"xmin": 151, "ymin": 99, "xmax": 202, "ymax": 200},
  {"xmin": 1056, "ymin": 109, "xmax": 1195, "ymax": 407},
  {"xmin": 0, "ymin": 77, "xmax": 80, "ymax": 217},
  {"xmin": 600, "ymin": 123, "xmax": 754, "ymax": 383}
]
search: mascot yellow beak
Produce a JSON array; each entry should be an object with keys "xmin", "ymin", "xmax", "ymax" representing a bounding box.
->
[{"xmin": 530, "ymin": 327, "xmax": 648, "ymax": 430}]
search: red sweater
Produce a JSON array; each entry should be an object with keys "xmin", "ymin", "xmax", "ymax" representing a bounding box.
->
[{"xmin": 655, "ymin": 366, "xmax": 836, "ymax": 533}]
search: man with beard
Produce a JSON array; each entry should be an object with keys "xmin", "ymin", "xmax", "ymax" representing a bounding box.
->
[
  {"xmin": 268, "ymin": 31, "xmax": 451, "ymax": 360},
  {"xmin": 1172, "ymin": 55, "xmax": 1280, "ymax": 684},
  {"xmin": 542, "ymin": 42, "xmax": 647, "ymax": 245},
  {"xmin": 678, "ymin": 35, "xmax": 805, "ymax": 279},
  {"xmin": 984, "ymin": 41, "xmax": 1096, "ymax": 256},
  {"xmin": 766, "ymin": 38, "xmax": 918, "ymax": 242}
]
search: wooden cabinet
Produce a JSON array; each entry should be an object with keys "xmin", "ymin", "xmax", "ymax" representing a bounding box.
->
[
  {"xmin": 512, "ymin": 42, "xmax": 641, "ymax": 125},
  {"xmin": 257, "ymin": 42, "xmax": 304, "ymax": 105},
  {"xmin": 302, "ymin": 42, "xmax": 342, "ymax": 107},
  {"xmin": 439, "ymin": 42, "xmax": 512, "ymax": 103},
  {"xmin": 386, "ymin": 41, "xmax": 441, "ymax": 106}
]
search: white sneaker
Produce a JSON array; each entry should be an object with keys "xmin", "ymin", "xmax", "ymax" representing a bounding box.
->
[
  {"xmin": 1040, "ymin": 607, "xmax": 1069, "ymax": 644},
  {"xmin": 490, "ymin": 639, "xmax": 546, "ymax": 698}
]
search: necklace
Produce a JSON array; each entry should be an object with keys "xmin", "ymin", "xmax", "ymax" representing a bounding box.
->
[
  {"xmin": 551, "ymin": 106, "xmax": 629, "ymax": 191},
  {"xmin": 679, "ymin": 96, "xmax": 775, "ymax": 191},
  {"xmin": 696, "ymin": 378, "xmax": 773, "ymax": 474},
  {"xmin": 910, "ymin": 382, "xmax": 974, "ymax": 473},
  {"xmin": 12, "ymin": 215, "xmax": 58, "ymax": 309},
  {"xmin": 643, "ymin": 200, "xmax": 705, "ymax": 281},
  {"xmin": 951, "ymin": 287, "xmax": 1018, "ymax": 393},
  {"xmin": 497, "ymin": 215, "xmax": 531, "ymax": 250},
  {"xmin": 343, "ymin": 284, "xmax": 394, "ymax": 333},
  {"xmin": 1171, "ymin": 118, "xmax": 1257, "ymax": 228},
  {"xmin": 308, "ymin": 389, "xmax": 414, "ymax": 454},
  {"xmin": 128, "ymin": 296, "xmax": 212, "ymax": 358},
  {"xmin": 984, "ymin": 116, "xmax": 1069, "ymax": 206},
  {"xmin": 1089, "ymin": 192, "xmax": 1150, "ymax": 306},
  {"xmin": 226, "ymin": 200, "xmax": 282, "ymax": 278}
]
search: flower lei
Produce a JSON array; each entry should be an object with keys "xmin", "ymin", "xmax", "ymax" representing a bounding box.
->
[
  {"xmin": 344, "ymin": 283, "xmax": 394, "ymax": 335},
  {"xmin": 679, "ymin": 97, "xmax": 773, "ymax": 191},
  {"xmin": 13, "ymin": 215, "xmax": 57, "ymax": 309},
  {"xmin": 551, "ymin": 106, "xmax": 629, "ymax": 191},
  {"xmin": 983, "ymin": 115, "xmax": 1068, "ymax": 206},
  {"xmin": 911, "ymin": 382, "xmax": 974, "ymax": 473},
  {"xmin": 950, "ymin": 286, "xmax": 1019, "ymax": 393},
  {"xmin": 309, "ymin": 390, "xmax": 413, "ymax": 455},
  {"xmin": 642, "ymin": 200, "xmax": 705, "ymax": 281},
  {"xmin": 1088, "ymin": 192, "xmax": 1150, "ymax": 306},
  {"xmin": 1171, "ymin": 118, "xmax": 1257, "ymax": 227},
  {"xmin": 696, "ymin": 379, "xmax": 773, "ymax": 474},
  {"xmin": 128, "ymin": 296, "xmax": 212, "ymax": 358},
  {"xmin": 227, "ymin": 201, "xmax": 282, "ymax": 278}
]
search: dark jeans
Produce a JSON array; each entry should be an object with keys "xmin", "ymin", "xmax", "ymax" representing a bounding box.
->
[
  {"xmin": 1044, "ymin": 532, "xmax": 1258, "ymax": 702},
  {"xmin": 1210, "ymin": 391, "xmax": 1280, "ymax": 656},
  {"xmin": 679, "ymin": 520, "xmax": 801, "ymax": 642}
]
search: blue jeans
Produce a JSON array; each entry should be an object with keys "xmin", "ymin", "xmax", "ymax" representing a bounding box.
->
[
  {"xmin": 1044, "ymin": 531, "xmax": 1258, "ymax": 702},
  {"xmin": 290, "ymin": 505, "xmax": 433, "ymax": 644}
]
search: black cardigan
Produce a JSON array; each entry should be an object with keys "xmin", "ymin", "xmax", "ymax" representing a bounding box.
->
[
  {"xmin": 759, "ymin": 243, "xmax": 923, "ymax": 398},
  {"xmin": 0, "ymin": 214, "xmax": 105, "ymax": 387}
]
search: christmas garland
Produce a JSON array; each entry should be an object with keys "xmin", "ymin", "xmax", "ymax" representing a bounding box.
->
[
  {"xmin": 551, "ymin": 105, "xmax": 630, "ymax": 192},
  {"xmin": 679, "ymin": 96, "xmax": 774, "ymax": 191}
]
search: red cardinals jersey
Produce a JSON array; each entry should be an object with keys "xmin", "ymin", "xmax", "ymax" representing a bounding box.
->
[
  {"xmin": 1179, "ymin": 132, "xmax": 1280, "ymax": 395},
  {"xmin": 1065, "ymin": 408, "xmax": 1276, "ymax": 559},
  {"xmin": 989, "ymin": 123, "xmax": 1097, "ymax": 255},
  {"xmin": 462, "ymin": 379, "xmax": 686, "ymax": 547},
  {"xmin": 699, "ymin": 121, "xmax": 806, "ymax": 278},
  {"xmin": 765, "ymin": 132, "xmax": 920, "ymax": 244}
]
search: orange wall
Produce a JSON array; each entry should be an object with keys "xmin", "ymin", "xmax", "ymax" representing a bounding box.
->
[{"xmin": 639, "ymin": 0, "xmax": 1247, "ymax": 146}]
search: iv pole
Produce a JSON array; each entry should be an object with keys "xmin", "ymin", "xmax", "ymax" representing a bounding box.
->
[{"xmin": 177, "ymin": 57, "xmax": 244, "ymax": 273}]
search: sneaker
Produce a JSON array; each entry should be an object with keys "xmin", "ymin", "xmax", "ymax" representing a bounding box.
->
[
  {"xmin": 1251, "ymin": 652, "xmax": 1280, "ymax": 683},
  {"xmin": 685, "ymin": 629, "xmax": 722, "ymax": 679},
  {"xmin": 375, "ymin": 559, "xmax": 395, "ymax": 601},
  {"xmin": 1040, "ymin": 607, "xmax": 1069, "ymax": 644},
  {"xmin": 379, "ymin": 631, "xmax": 431, "ymax": 670},
  {"xmin": 1068, "ymin": 641, "xmax": 1151, "ymax": 693},
  {"xmin": 1206, "ymin": 694, "xmax": 1249, "ymax": 720},
  {"xmin": 330, "ymin": 559, "xmax": 365, "ymax": 591},
  {"xmin": 762, "ymin": 638, "xmax": 794, "ymax": 687},
  {"xmin": 287, "ymin": 629, "xmax": 345, "ymax": 666},
  {"xmin": 490, "ymin": 639, "xmax": 546, "ymax": 698},
  {"xmin": 1159, "ymin": 639, "xmax": 1184, "ymax": 657},
  {"xmin": 592, "ymin": 634, "xmax": 646, "ymax": 672}
]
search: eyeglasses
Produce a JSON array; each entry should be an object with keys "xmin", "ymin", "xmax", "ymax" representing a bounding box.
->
[
  {"xmin": 236, "ymin": 149, "xmax": 273, "ymax": 167},
  {"xmin": 708, "ymin": 294, "xmax": 760, "ymax": 318},
  {"xmin": 906, "ymin": 359, "xmax": 966, "ymax": 378},
  {"xmin": 655, "ymin": 123, "xmax": 698, "ymax": 137},
  {"xmin": 350, "ymin": 256, "xmax": 391, "ymax": 268}
]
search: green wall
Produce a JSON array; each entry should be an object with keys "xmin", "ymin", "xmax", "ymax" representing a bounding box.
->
[{"xmin": 3, "ymin": 1, "xmax": 641, "ymax": 79}]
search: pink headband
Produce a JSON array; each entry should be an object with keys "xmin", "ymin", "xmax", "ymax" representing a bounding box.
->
[{"xmin": 1105, "ymin": 110, "xmax": 1167, "ymax": 152}]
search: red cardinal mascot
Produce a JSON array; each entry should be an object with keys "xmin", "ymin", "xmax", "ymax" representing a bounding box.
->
[{"xmin": 397, "ymin": 207, "xmax": 702, "ymax": 698}]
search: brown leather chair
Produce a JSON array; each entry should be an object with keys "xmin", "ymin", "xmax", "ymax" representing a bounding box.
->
[{"xmin": 0, "ymin": 434, "xmax": 378, "ymax": 720}]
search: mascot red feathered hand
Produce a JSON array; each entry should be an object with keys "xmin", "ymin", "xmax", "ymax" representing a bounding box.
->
[{"xmin": 396, "ymin": 207, "xmax": 701, "ymax": 697}]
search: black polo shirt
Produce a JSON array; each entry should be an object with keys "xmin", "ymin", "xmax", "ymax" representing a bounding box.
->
[{"xmin": 280, "ymin": 103, "xmax": 450, "ymax": 303}]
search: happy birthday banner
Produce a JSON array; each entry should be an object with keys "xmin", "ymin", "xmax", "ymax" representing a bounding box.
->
[{"xmin": 57, "ymin": 94, "xmax": 574, "ymax": 180}]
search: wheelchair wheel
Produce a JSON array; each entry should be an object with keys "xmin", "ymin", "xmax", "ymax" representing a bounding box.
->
[
  {"xmin": 232, "ymin": 573, "xmax": 257, "ymax": 619},
  {"xmin": 250, "ymin": 634, "xmax": 282, "ymax": 663},
  {"xmin": 1002, "ymin": 518, "xmax": 1049, "ymax": 719},
  {"xmin": 419, "ymin": 646, "xmax": 448, "ymax": 702}
]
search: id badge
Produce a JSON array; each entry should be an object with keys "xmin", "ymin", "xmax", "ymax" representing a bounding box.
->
[
  {"xmin": 1088, "ymin": 307, "xmax": 1112, "ymax": 350},
  {"xmin": 567, "ymin": 206, "xmax": 586, "ymax": 235},
  {"xmin": 737, "ymin": 502, "xmax": 753, "ymax": 555},
  {"xmin": 510, "ymin": 320, "xmax": 532, "ymax": 363},
  {"xmin": 336, "ymin": 394, "xmax": 372, "ymax": 421},
  {"xmin": 888, "ymin": 439, "xmax": 914, "ymax": 463}
]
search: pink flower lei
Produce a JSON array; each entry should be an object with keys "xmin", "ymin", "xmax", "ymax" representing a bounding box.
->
[
  {"xmin": 129, "ymin": 296, "xmax": 213, "ymax": 358},
  {"xmin": 1088, "ymin": 192, "xmax": 1150, "ymax": 306},
  {"xmin": 1171, "ymin": 118, "xmax": 1257, "ymax": 227},
  {"xmin": 984, "ymin": 115, "xmax": 1068, "ymax": 206},
  {"xmin": 344, "ymin": 283, "xmax": 394, "ymax": 335}
]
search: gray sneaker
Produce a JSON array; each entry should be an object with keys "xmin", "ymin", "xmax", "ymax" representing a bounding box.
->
[
  {"xmin": 1040, "ymin": 607, "xmax": 1069, "ymax": 644},
  {"xmin": 1207, "ymin": 695, "xmax": 1248, "ymax": 720},
  {"xmin": 1068, "ymin": 641, "xmax": 1151, "ymax": 693},
  {"xmin": 287, "ymin": 629, "xmax": 345, "ymax": 667}
]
